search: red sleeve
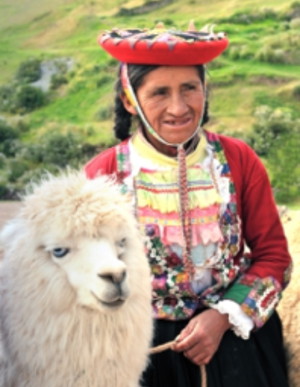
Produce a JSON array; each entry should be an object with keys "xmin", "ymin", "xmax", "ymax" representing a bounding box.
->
[
  {"xmin": 84, "ymin": 146, "xmax": 118, "ymax": 179},
  {"xmin": 218, "ymin": 135, "xmax": 292, "ymax": 327},
  {"xmin": 219, "ymin": 135, "xmax": 291, "ymax": 285},
  {"xmin": 84, "ymin": 139, "xmax": 132, "ymax": 179}
]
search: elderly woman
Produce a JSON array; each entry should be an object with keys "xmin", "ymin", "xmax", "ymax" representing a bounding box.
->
[{"xmin": 85, "ymin": 24, "xmax": 291, "ymax": 387}]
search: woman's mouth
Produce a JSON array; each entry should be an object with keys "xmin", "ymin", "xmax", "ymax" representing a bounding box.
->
[{"xmin": 164, "ymin": 117, "xmax": 192, "ymax": 128}]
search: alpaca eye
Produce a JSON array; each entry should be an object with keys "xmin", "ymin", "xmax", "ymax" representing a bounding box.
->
[
  {"xmin": 52, "ymin": 247, "xmax": 70, "ymax": 258},
  {"xmin": 117, "ymin": 238, "xmax": 127, "ymax": 248}
]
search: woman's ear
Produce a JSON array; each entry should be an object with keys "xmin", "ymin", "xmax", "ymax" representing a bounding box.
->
[{"xmin": 120, "ymin": 93, "xmax": 138, "ymax": 115}]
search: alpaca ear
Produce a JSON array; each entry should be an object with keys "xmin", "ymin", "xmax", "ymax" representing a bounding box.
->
[{"xmin": 120, "ymin": 93, "xmax": 138, "ymax": 116}]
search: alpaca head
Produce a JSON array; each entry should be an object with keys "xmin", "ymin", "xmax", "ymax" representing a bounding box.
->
[
  {"xmin": 45, "ymin": 232, "xmax": 130, "ymax": 311},
  {"xmin": 1, "ymin": 172, "xmax": 149, "ymax": 313}
]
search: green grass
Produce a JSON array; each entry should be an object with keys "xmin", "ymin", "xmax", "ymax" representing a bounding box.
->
[
  {"xmin": 0, "ymin": 0, "xmax": 299, "ymax": 145},
  {"xmin": 289, "ymin": 200, "xmax": 300, "ymax": 210},
  {"xmin": 30, "ymin": 80, "xmax": 114, "ymax": 127},
  {"xmin": 0, "ymin": 0, "xmax": 299, "ymax": 202}
]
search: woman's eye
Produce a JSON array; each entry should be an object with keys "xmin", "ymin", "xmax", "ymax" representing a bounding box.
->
[
  {"xmin": 52, "ymin": 247, "xmax": 70, "ymax": 258},
  {"xmin": 183, "ymin": 84, "xmax": 196, "ymax": 91},
  {"xmin": 153, "ymin": 88, "xmax": 167, "ymax": 96}
]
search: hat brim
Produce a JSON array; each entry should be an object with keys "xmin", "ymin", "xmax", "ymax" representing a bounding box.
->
[{"xmin": 99, "ymin": 35, "xmax": 229, "ymax": 65}]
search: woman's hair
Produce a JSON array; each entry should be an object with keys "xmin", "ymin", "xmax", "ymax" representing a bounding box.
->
[{"xmin": 113, "ymin": 64, "xmax": 209, "ymax": 141}]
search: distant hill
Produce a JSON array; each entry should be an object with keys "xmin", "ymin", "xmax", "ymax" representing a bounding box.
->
[{"xmin": 0, "ymin": 0, "xmax": 299, "ymax": 202}]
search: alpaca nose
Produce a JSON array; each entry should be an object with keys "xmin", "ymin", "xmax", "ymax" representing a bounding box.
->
[{"xmin": 98, "ymin": 270, "xmax": 126, "ymax": 285}]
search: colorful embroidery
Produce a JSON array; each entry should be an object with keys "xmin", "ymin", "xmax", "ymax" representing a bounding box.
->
[
  {"xmin": 116, "ymin": 142, "xmax": 130, "ymax": 186},
  {"xmin": 114, "ymin": 131, "xmax": 284, "ymax": 326},
  {"xmin": 239, "ymin": 275, "xmax": 282, "ymax": 327}
]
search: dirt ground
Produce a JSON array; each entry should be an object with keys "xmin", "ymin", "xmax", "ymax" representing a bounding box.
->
[
  {"xmin": 0, "ymin": 202, "xmax": 21, "ymax": 226},
  {"xmin": 0, "ymin": 202, "xmax": 21, "ymax": 260},
  {"xmin": 0, "ymin": 202, "xmax": 21, "ymax": 229}
]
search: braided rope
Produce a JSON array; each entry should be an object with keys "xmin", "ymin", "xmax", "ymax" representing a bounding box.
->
[
  {"xmin": 177, "ymin": 145, "xmax": 194, "ymax": 277},
  {"xmin": 150, "ymin": 341, "xmax": 207, "ymax": 387}
]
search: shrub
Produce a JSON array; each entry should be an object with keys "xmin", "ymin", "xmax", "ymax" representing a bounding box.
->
[
  {"xmin": 227, "ymin": 46, "xmax": 241, "ymax": 60},
  {"xmin": 81, "ymin": 142, "xmax": 99, "ymax": 159},
  {"xmin": 160, "ymin": 18, "xmax": 174, "ymax": 26},
  {"xmin": 50, "ymin": 73, "xmax": 68, "ymax": 90},
  {"xmin": 0, "ymin": 120, "xmax": 20, "ymax": 156},
  {"xmin": 117, "ymin": 7, "xmax": 135, "ymax": 16},
  {"xmin": 0, "ymin": 182, "xmax": 11, "ymax": 200},
  {"xmin": 0, "ymin": 119, "xmax": 19, "ymax": 142},
  {"xmin": 7, "ymin": 158, "xmax": 29, "ymax": 183},
  {"xmin": 15, "ymin": 85, "xmax": 46, "ymax": 113},
  {"xmin": 284, "ymin": 1, "xmax": 300, "ymax": 21},
  {"xmin": 228, "ymin": 45, "xmax": 254, "ymax": 60},
  {"xmin": 16, "ymin": 58, "xmax": 42, "ymax": 83},
  {"xmin": 15, "ymin": 119, "xmax": 30, "ymax": 134},
  {"xmin": 17, "ymin": 164, "xmax": 60, "ymax": 187},
  {"xmin": 95, "ymin": 105, "xmax": 113, "ymax": 121},
  {"xmin": 249, "ymin": 106, "xmax": 295, "ymax": 156},
  {"xmin": 221, "ymin": 8, "xmax": 278, "ymax": 24},
  {"xmin": 0, "ymin": 84, "xmax": 15, "ymax": 112},
  {"xmin": 0, "ymin": 139, "xmax": 22, "ymax": 157},
  {"xmin": 268, "ymin": 129, "xmax": 300, "ymax": 203},
  {"xmin": 53, "ymin": 59, "xmax": 69, "ymax": 74},
  {"xmin": 255, "ymin": 47, "xmax": 287, "ymax": 64},
  {"xmin": 292, "ymin": 83, "xmax": 300, "ymax": 99},
  {"xmin": 247, "ymin": 105, "xmax": 300, "ymax": 203},
  {"xmin": 290, "ymin": 17, "xmax": 300, "ymax": 28},
  {"xmin": 96, "ymin": 74, "xmax": 114, "ymax": 88},
  {"xmin": 0, "ymin": 153, "xmax": 6, "ymax": 169},
  {"xmin": 207, "ymin": 57, "xmax": 227, "ymax": 69},
  {"xmin": 21, "ymin": 143, "xmax": 44, "ymax": 163},
  {"xmin": 41, "ymin": 131, "xmax": 85, "ymax": 167}
]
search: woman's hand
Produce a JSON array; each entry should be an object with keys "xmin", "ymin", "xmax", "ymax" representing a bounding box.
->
[{"xmin": 172, "ymin": 309, "xmax": 231, "ymax": 365}]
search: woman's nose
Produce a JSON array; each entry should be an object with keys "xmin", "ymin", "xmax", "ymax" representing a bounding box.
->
[{"xmin": 167, "ymin": 94, "xmax": 189, "ymax": 116}]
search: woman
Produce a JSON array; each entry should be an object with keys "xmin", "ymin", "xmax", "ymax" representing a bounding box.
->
[{"xmin": 85, "ymin": 24, "xmax": 292, "ymax": 387}]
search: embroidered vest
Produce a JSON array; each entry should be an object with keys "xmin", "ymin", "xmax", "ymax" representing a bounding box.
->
[{"xmin": 116, "ymin": 132, "xmax": 243, "ymax": 320}]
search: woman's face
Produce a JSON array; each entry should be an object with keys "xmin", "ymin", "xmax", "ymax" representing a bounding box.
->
[{"xmin": 124, "ymin": 66, "xmax": 205, "ymax": 151}]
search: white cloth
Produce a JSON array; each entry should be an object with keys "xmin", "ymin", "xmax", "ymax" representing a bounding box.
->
[{"xmin": 212, "ymin": 300, "xmax": 254, "ymax": 339}]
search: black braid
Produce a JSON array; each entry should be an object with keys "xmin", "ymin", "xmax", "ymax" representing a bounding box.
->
[
  {"xmin": 113, "ymin": 88, "xmax": 132, "ymax": 140},
  {"xmin": 196, "ymin": 65, "xmax": 209, "ymax": 126},
  {"xmin": 112, "ymin": 64, "xmax": 209, "ymax": 141},
  {"xmin": 113, "ymin": 65, "xmax": 159, "ymax": 141},
  {"xmin": 202, "ymin": 99, "xmax": 209, "ymax": 126}
]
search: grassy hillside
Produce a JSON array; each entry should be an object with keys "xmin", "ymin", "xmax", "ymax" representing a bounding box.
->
[
  {"xmin": 0, "ymin": 0, "xmax": 299, "ymax": 202},
  {"xmin": 1, "ymin": 0, "xmax": 299, "ymax": 132}
]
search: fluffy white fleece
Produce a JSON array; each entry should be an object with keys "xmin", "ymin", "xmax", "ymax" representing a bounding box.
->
[
  {"xmin": 0, "ymin": 172, "xmax": 153, "ymax": 387},
  {"xmin": 278, "ymin": 211, "xmax": 300, "ymax": 387}
]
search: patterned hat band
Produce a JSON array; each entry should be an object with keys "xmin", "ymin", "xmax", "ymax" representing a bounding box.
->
[{"xmin": 98, "ymin": 22, "xmax": 229, "ymax": 65}]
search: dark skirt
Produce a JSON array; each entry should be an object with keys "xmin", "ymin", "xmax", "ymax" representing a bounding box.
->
[{"xmin": 141, "ymin": 311, "xmax": 289, "ymax": 387}]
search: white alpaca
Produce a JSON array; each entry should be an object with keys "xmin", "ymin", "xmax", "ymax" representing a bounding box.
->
[
  {"xmin": 278, "ymin": 211, "xmax": 300, "ymax": 387},
  {"xmin": 0, "ymin": 172, "xmax": 153, "ymax": 387}
]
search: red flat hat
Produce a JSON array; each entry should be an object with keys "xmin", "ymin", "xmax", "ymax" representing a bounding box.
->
[{"xmin": 98, "ymin": 25, "xmax": 229, "ymax": 65}]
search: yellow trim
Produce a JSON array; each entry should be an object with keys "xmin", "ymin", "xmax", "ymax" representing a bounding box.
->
[{"xmin": 132, "ymin": 130, "xmax": 207, "ymax": 167}]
